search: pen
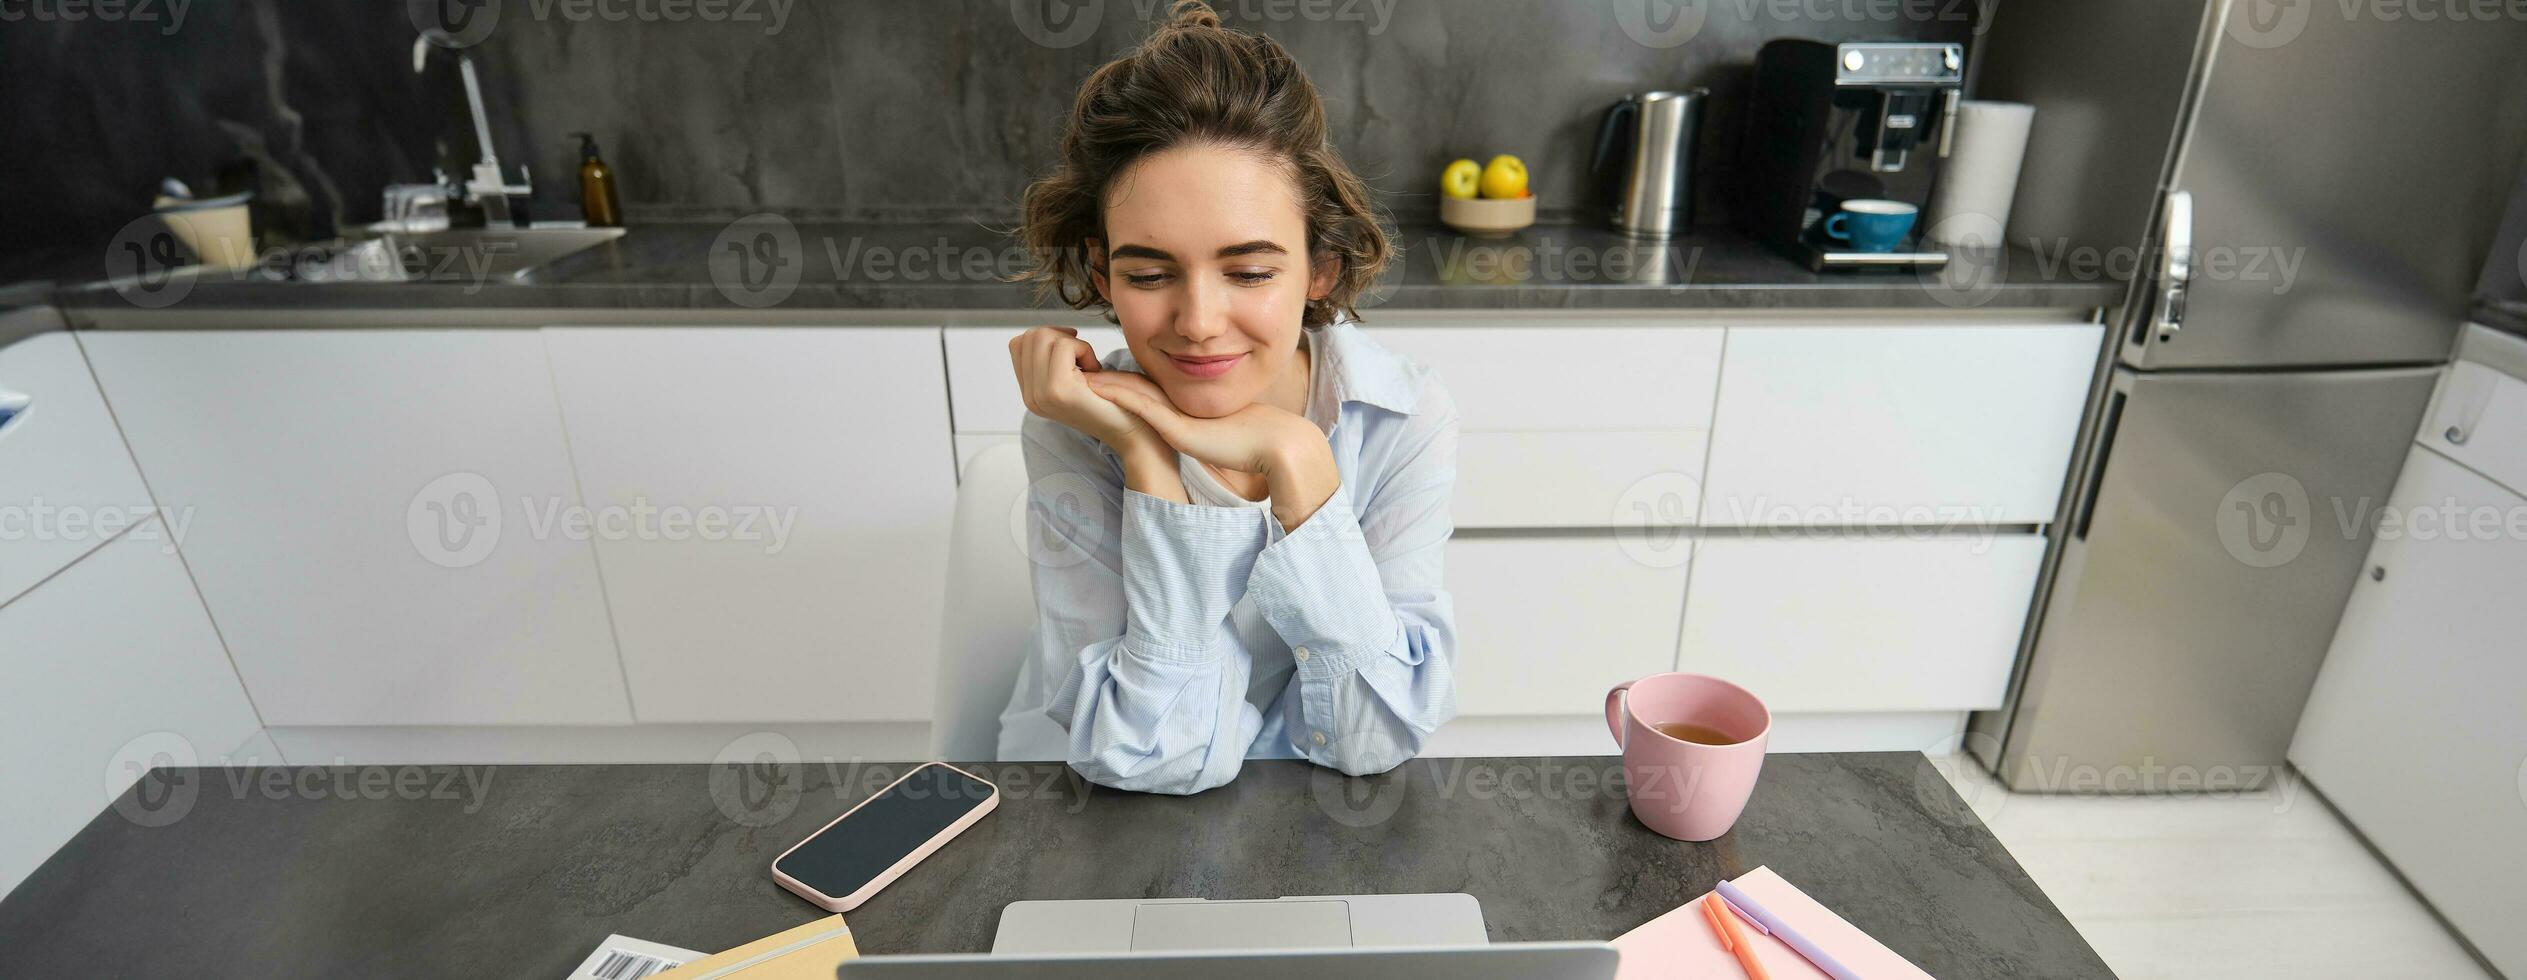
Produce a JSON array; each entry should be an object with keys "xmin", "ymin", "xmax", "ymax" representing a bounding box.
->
[
  {"xmin": 1701, "ymin": 893, "xmax": 1771, "ymax": 980},
  {"xmin": 1715, "ymin": 878, "xmax": 1863, "ymax": 980}
]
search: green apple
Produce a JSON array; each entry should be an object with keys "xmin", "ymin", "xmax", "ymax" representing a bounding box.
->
[{"xmin": 1441, "ymin": 159, "xmax": 1482, "ymax": 200}]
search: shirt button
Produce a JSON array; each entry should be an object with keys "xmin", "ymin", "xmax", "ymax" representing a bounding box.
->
[
  {"xmin": 1293, "ymin": 646, "xmax": 1312, "ymax": 664},
  {"xmin": 1312, "ymin": 731, "xmax": 1327, "ymax": 746}
]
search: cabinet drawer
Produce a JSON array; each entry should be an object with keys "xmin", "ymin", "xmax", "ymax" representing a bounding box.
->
[
  {"xmin": 1701, "ymin": 325, "xmax": 2099, "ymax": 526},
  {"xmin": 1371, "ymin": 326, "xmax": 1722, "ymax": 432},
  {"xmin": 945, "ymin": 326, "xmax": 1127, "ymax": 434},
  {"xmin": 1448, "ymin": 534, "xmax": 1690, "ymax": 717},
  {"xmin": 1676, "ymin": 533, "xmax": 2045, "ymax": 713},
  {"xmin": 2422, "ymin": 359, "xmax": 2527, "ymax": 498},
  {"xmin": 1384, "ymin": 326, "xmax": 1720, "ymax": 529},
  {"xmin": 1455, "ymin": 430, "xmax": 1704, "ymax": 528}
]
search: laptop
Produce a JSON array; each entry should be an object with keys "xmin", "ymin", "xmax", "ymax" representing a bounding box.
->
[
  {"xmin": 833, "ymin": 943, "xmax": 1621, "ymax": 979},
  {"xmin": 990, "ymin": 893, "xmax": 1489, "ymax": 953}
]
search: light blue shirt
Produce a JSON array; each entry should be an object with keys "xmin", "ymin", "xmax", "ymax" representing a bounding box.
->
[{"xmin": 998, "ymin": 319, "xmax": 1460, "ymax": 795}]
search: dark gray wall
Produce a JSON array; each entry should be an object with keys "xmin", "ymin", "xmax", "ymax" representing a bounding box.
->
[{"xmin": 1, "ymin": 0, "xmax": 1977, "ymax": 254}]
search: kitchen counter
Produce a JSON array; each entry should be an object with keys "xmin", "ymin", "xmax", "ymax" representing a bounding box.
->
[
  {"xmin": 0, "ymin": 753, "xmax": 2114, "ymax": 978},
  {"xmin": 30, "ymin": 220, "xmax": 2123, "ymax": 317}
]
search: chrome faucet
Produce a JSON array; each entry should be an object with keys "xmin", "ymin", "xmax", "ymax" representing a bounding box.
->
[{"xmin": 410, "ymin": 32, "xmax": 531, "ymax": 226}]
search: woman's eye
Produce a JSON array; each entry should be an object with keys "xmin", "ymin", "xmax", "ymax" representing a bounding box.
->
[
  {"xmin": 1123, "ymin": 272, "xmax": 1171, "ymax": 287},
  {"xmin": 1230, "ymin": 271, "xmax": 1278, "ymax": 285}
]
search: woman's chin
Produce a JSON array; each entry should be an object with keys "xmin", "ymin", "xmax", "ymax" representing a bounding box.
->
[{"xmin": 1160, "ymin": 386, "xmax": 1248, "ymax": 419}]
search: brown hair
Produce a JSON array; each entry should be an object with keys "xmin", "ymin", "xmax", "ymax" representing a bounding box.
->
[{"xmin": 1013, "ymin": 0, "xmax": 1393, "ymax": 330}]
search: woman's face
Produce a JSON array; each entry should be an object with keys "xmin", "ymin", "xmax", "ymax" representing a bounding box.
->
[{"xmin": 1091, "ymin": 141, "xmax": 1336, "ymax": 419}]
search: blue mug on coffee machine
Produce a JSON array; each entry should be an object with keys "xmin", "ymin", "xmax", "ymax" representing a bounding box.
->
[{"xmin": 1823, "ymin": 199, "xmax": 1919, "ymax": 253}]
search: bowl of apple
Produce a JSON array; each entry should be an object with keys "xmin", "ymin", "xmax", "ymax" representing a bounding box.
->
[{"xmin": 1439, "ymin": 154, "xmax": 1536, "ymax": 239}]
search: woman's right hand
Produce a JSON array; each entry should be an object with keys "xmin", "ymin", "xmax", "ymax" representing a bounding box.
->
[{"xmin": 1010, "ymin": 326, "xmax": 1161, "ymax": 455}]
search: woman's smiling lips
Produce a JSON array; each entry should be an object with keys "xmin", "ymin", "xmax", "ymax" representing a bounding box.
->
[{"xmin": 1167, "ymin": 351, "xmax": 1246, "ymax": 380}]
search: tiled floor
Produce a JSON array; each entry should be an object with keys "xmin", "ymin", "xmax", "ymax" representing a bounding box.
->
[{"xmin": 1927, "ymin": 755, "xmax": 2490, "ymax": 980}]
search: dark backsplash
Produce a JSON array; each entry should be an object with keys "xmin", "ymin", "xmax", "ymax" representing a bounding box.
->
[{"xmin": 0, "ymin": 0, "xmax": 1976, "ymax": 254}]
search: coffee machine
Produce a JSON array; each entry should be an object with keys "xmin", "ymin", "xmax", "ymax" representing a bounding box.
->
[{"xmin": 1735, "ymin": 40, "xmax": 1963, "ymax": 271}]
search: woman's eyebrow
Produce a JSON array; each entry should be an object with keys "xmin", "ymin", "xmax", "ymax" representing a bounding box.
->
[{"xmin": 1109, "ymin": 240, "xmax": 1289, "ymax": 261}]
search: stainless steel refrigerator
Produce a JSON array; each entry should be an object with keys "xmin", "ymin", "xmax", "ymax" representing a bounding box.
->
[{"xmin": 1965, "ymin": 0, "xmax": 2527, "ymax": 791}]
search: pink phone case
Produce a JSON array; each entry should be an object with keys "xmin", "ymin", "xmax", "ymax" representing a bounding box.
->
[{"xmin": 769, "ymin": 761, "xmax": 1000, "ymax": 912}]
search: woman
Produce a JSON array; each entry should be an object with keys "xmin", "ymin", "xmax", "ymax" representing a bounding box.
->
[{"xmin": 996, "ymin": 1, "xmax": 1459, "ymax": 795}]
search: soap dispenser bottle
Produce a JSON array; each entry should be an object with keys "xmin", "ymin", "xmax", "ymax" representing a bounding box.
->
[{"xmin": 571, "ymin": 132, "xmax": 622, "ymax": 228}]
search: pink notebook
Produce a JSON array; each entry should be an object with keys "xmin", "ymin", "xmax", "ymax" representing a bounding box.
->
[{"xmin": 1610, "ymin": 866, "xmax": 1936, "ymax": 980}]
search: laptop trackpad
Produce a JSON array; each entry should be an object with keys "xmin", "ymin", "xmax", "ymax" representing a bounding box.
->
[{"xmin": 1130, "ymin": 900, "xmax": 1353, "ymax": 951}]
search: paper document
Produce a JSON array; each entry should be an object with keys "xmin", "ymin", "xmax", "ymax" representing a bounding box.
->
[{"xmin": 567, "ymin": 934, "xmax": 705, "ymax": 980}]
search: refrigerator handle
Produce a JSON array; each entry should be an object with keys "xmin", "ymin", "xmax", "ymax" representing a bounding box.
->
[
  {"xmin": 2074, "ymin": 390, "xmax": 2127, "ymax": 541},
  {"xmin": 2150, "ymin": 190, "xmax": 2193, "ymax": 343}
]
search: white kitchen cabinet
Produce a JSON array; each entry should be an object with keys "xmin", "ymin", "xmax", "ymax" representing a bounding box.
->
[
  {"xmin": 1370, "ymin": 325, "xmax": 1722, "ymax": 529},
  {"xmin": 1700, "ymin": 324, "xmax": 2099, "ymax": 526},
  {"xmin": 0, "ymin": 515, "xmax": 264, "ymax": 895},
  {"xmin": 1446, "ymin": 534, "xmax": 1691, "ymax": 716},
  {"xmin": 79, "ymin": 331, "xmax": 629, "ymax": 727},
  {"xmin": 542, "ymin": 327, "xmax": 955, "ymax": 723},
  {"xmin": 0, "ymin": 327, "xmax": 157, "ymax": 605},
  {"xmin": 2419, "ymin": 358, "xmax": 2527, "ymax": 496},
  {"xmin": 1676, "ymin": 533, "xmax": 2047, "ymax": 713},
  {"xmin": 2292, "ymin": 446, "xmax": 2527, "ymax": 979}
]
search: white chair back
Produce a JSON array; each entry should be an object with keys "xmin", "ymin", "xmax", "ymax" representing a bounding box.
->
[{"xmin": 928, "ymin": 441, "xmax": 1042, "ymax": 762}]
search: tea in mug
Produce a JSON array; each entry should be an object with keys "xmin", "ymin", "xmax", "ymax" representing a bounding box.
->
[{"xmin": 1651, "ymin": 721, "xmax": 1742, "ymax": 745}]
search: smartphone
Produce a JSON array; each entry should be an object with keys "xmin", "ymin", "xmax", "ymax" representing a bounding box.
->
[{"xmin": 771, "ymin": 762, "xmax": 999, "ymax": 912}]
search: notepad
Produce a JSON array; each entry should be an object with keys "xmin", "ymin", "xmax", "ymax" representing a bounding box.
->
[
  {"xmin": 648, "ymin": 914, "xmax": 860, "ymax": 980},
  {"xmin": 1611, "ymin": 866, "xmax": 1935, "ymax": 980}
]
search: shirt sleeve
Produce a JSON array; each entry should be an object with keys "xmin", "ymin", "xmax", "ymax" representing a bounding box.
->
[
  {"xmin": 1017, "ymin": 416, "xmax": 1270, "ymax": 795},
  {"xmin": 1245, "ymin": 382, "xmax": 1461, "ymax": 776}
]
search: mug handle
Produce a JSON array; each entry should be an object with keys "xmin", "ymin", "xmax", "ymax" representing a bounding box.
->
[
  {"xmin": 1824, "ymin": 212, "xmax": 1851, "ymax": 243},
  {"xmin": 1604, "ymin": 681, "xmax": 1636, "ymax": 751}
]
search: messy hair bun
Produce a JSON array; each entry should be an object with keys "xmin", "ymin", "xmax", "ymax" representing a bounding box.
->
[{"xmin": 1015, "ymin": 0, "xmax": 1394, "ymax": 329}]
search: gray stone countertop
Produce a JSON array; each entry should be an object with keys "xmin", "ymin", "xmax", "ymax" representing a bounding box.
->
[
  {"xmin": 30, "ymin": 220, "xmax": 2123, "ymax": 316},
  {"xmin": 0, "ymin": 753, "xmax": 2113, "ymax": 979}
]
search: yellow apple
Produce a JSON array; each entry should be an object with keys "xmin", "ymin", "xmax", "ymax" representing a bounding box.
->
[
  {"xmin": 1440, "ymin": 159, "xmax": 1482, "ymax": 200},
  {"xmin": 1478, "ymin": 154, "xmax": 1528, "ymax": 200}
]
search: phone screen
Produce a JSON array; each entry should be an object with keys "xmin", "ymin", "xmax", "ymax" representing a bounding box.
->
[{"xmin": 775, "ymin": 763, "xmax": 995, "ymax": 900}]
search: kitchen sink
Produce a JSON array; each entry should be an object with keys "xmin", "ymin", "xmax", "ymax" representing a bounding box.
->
[{"xmin": 288, "ymin": 226, "xmax": 626, "ymax": 284}]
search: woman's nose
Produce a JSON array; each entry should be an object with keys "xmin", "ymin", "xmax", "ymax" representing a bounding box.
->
[{"xmin": 1172, "ymin": 279, "xmax": 1230, "ymax": 344}]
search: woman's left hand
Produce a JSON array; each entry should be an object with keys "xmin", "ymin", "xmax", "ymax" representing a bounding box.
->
[{"xmin": 1085, "ymin": 371, "xmax": 1341, "ymax": 529}]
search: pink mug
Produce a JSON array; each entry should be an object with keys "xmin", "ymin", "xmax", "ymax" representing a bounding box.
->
[{"xmin": 1604, "ymin": 673, "xmax": 1770, "ymax": 841}]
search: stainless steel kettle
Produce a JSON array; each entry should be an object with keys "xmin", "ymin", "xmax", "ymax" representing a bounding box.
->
[{"xmin": 1590, "ymin": 89, "xmax": 1707, "ymax": 240}]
